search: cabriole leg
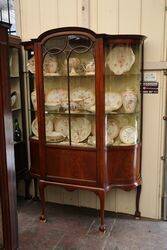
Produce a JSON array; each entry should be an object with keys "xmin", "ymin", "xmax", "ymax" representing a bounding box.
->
[
  {"xmin": 97, "ymin": 191, "xmax": 106, "ymax": 232},
  {"xmin": 39, "ymin": 180, "xmax": 47, "ymax": 223},
  {"xmin": 135, "ymin": 185, "xmax": 141, "ymax": 219},
  {"xmin": 33, "ymin": 178, "xmax": 39, "ymax": 201}
]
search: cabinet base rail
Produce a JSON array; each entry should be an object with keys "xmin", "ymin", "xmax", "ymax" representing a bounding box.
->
[{"xmin": 38, "ymin": 179, "xmax": 141, "ymax": 232}]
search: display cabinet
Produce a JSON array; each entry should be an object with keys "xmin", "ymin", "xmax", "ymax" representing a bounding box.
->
[
  {"xmin": 23, "ymin": 27, "xmax": 146, "ymax": 231},
  {"xmin": 8, "ymin": 35, "xmax": 31, "ymax": 199}
]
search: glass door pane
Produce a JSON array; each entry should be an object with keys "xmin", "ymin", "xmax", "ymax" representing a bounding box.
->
[
  {"xmin": 105, "ymin": 42, "xmax": 142, "ymax": 146},
  {"xmin": 68, "ymin": 35, "xmax": 96, "ymax": 148},
  {"xmin": 43, "ymin": 35, "xmax": 96, "ymax": 148},
  {"xmin": 43, "ymin": 36, "xmax": 69, "ymax": 146}
]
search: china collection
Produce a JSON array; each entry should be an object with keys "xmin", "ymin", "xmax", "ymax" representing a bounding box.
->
[{"xmin": 28, "ymin": 45, "xmax": 138, "ymax": 146}]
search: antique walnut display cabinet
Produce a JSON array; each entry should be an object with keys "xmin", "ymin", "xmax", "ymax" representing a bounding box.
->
[
  {"xmin": 23, "ymin": 27, "xmax": 146, "ymax": 231},
  {"xmin": 8, "ymin": 35, "xmax": 31, "ymax": 199}
]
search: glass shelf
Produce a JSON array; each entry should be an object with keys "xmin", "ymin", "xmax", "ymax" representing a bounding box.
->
[
  {"xmin": 26, "ymin": 72, "xmax": 95, "ymax": 78},
  {"xmin": 105, "ymin": 73, "xmax": 141, "ymax": 77},
  {"xmin": 29, "ymin": 109, "xmax": 95, "ymax": 115},
  {"xmin": 12, "ymin": 107, "xmax": 22, "ymax": 112},
  {"xmin": 105, "ymin": 111, "xmax": 140, "ymax": 115},
  {"xmin": 10, "ymin": 75, "xmax": 20, "ymax": 78}
]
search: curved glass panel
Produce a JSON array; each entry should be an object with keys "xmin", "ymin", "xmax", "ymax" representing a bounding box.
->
[{"xmin": 105, "ymin": 42, "xmax": 142, "ymax": 146}]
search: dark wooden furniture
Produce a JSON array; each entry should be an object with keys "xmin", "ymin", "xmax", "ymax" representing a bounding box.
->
[
  {"xmin": 23, "ymin": 27, "xmax": 146, "ymax": 231},
  {"xmin": 0, "ymin": 21, "xmax": 18, "ymax": 249},
  {"xmin": 9, "ymin": 35, "xmax": 31, "ymax": 199}
]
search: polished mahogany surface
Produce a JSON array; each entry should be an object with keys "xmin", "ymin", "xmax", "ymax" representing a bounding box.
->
[{"xmin": 24, "ymin": 27, "xmax": 145, "ymax": 230}]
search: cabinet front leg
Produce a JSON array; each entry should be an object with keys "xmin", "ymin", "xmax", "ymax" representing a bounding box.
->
[
  {"xmin": 39, "ymin": 180, "xmax": 47, "ymax": 223},
  {"xmin": 33, "ymin": 178, "xmax": 39, "ymax": 201},
  {"xmin": 135, "ymin": 185, "xmax": 141, "ymax": 219},
  {"xmin": 97, "ymin": 191, "xmax": 106, "ymax": 232}
]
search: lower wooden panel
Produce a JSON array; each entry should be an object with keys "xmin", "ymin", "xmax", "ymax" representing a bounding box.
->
[
  {"xmin": 107, "ymin": 144, "xmax": 141, "ymax": 187},
  {"xmin": 45, "ymin": 146, "xmax": 97, "ymax": 184}
]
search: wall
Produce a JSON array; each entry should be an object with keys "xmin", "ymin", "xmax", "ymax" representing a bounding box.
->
[{"xmin": 18, "ymin": 0, "xmax": 167, "ymax": 219}]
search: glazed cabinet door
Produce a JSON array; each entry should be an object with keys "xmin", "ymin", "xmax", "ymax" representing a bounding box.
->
[
  {"xmin": 105, "ymin": 38, "xmax": 144, "ymax": 187},
  {"xmin": 28, "ymin": 32, "xmax": 99, "ymax": 186}
]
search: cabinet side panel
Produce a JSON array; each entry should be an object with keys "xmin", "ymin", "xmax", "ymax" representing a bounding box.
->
[{"xmin": 107, "ymin": 144, "xmax": 141, "ymax": 186}]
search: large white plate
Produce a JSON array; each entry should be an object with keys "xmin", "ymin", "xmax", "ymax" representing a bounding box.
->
[
  {"xmin": 105, "ymin": 92, "xmax": 122, "ymax": 111},
  {"xmin": 54, "ymin": 116, "xmax": 91, "ymax": 143},
  {"xmin": 54, "ymin": 116, "xmax": 69, "ymax": 137},
  {"xmin": 31, "ymin": 117, "xmax": 53, "ymax": 137},
  {"xmin": 106, "ymin": 46, "xmax": 135, "ymax": 75},
  {"xmin": 71, "ymin": 117, "xmax": 91, "ymax": 143}
]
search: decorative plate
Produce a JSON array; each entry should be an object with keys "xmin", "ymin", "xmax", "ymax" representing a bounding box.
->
[
  {"xmin": 62, "ymin": 98, "xmax": 84, "ymax": 112},
  {"xmin": 71, "ymin": 88, "xmax": 95, "ymax": 110},
  {"xmin": 11, "ymin": 91, "xmax": 17, "ymax": 107},
  {"xmin": 107, "ymin": 119, "xmax": 119, "ymax": 144},
  {"xmin": 64, "ymin": 57, "xmax": 80, "ymax": 75},
  {"xmin": 119, "ymin": 126, "xmax": 138, "ymax": 144},
  {"xmin": 27, "ymin": 56, "xmax": 35, "ymax": 74},
  {"xmin": 31, "ymin": 90, "xmax": 37, "ymax": 110},
  {"xmin": 31, "ymin": 117, "xmax": 53, "ymax": 137},
  {"xmin": 85, "ymin": 61, "xmax": 95, "ymax": 75},
  {"xmin": 71, "ymin": 117, "xmax": 91, "ymax": 143},
  {"xmin": 46, "ymin": 131, "xmax": 66, "ymax": 142},
  {"xmin": 122, "ymin": 88, "xmax": 137, "ymax": 113},
  {"xmin": 105, "ymin": 92, "xmax": 122, "ymax": 111},
  {"xmin": 54, "ymin": 117, "xmax": 91, "ymax": 143},
  {"xmin": 54, "ymin": 117, "xmax": 69, "ymax": 137},
  {"xmin": 106, "ymin": 46, "xmax": 135, "ymax": 75},
  {"xmin": 45, "ymin": 89, "xmax": 68, "ymax": 107},
  {"xmin": 43, "ymin": 54, "xmax": 58, "ymax": 75}
]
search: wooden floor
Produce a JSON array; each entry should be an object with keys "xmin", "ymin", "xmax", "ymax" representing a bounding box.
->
[{"xmin": 13, "ymin": 197, "xmax": 167, "ymax": 249}]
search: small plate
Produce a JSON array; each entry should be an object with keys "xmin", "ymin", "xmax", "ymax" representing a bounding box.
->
[{"xmin": 119, "ymin": 126, "xmax": 137, "ymax": 144}]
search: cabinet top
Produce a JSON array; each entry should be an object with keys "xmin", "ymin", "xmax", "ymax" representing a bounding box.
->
[{"xmin": 22, "ymin": 27, "xmax": 146, "ymax": 49}]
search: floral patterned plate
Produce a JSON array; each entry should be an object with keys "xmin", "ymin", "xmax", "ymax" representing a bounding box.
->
[
  {"xmin": 119, "ymin": 126, "xmax": 137, "ymax": 144},
  {"xmin": 54, "ymin": 116, "xmax": 91, "ymax": 143},
  {"xmin": 31, "ymin": 117, "xmax": 53, "ymax": 137},
  {"xmin": 105, "ymin": 92, "xmax": 122, "ymax": 111},
  {"xmin": 71, "ymin": 88, "xmax": 95, "ymax": 110},
  {"xmin": 106, "ymin": 46, "xmax": 135, "ymax": 75}
]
